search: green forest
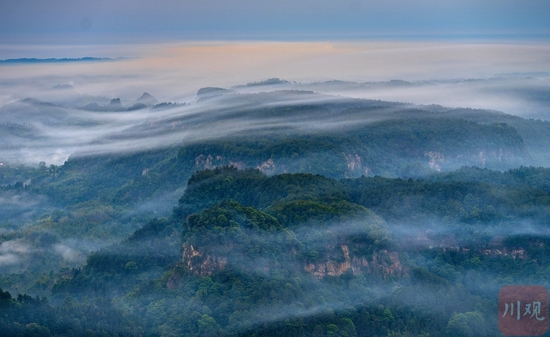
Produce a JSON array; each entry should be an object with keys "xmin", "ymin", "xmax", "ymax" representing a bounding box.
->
[{"xmin": 2, "ymin": 92, "xmax": 550, "ymax": 336}]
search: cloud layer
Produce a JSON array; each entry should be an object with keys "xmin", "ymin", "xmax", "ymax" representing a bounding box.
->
[{"xmin": 1, "ymin": 41, "xmax": 550, "ymax": 166}]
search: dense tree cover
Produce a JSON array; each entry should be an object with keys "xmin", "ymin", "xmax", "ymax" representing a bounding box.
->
[
  {"xmin": 52, "ymin": 217, "xmax": 181, "ymax": 297},
  {"xmin": 448, "ymin": 108, "xmax": 550, "ymax": 167},
  {"xmin": 4, "ymin": 161, "xmax": 550, "ymax": 335},
  {"xmin": 175, "ymin": 115, "xmax": 526, "ymax": 179},
  {"xmin": 4, "ymin": 96, "xmax": 550, "ymax": 336},
  {"xmin": 19, "ymin": 166, "xmax": 547, "ymax": 336},
  {"xmin": 0, "ymin": 102, "xmax": 543, "ymax": 277},
  {"xmin": 0, "ymin": 149, "xmax": 184, "ymax": 274},
  {"xmin": 0, "ymin": 287, "xmax": 141, "ymax": 336},
  {"xmin": 179, "ymin": 165, "xmax": 550, "ymax": 235}
]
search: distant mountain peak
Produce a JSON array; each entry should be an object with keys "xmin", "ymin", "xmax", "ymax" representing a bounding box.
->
[
  {"xmin": 0, "ymin": 56, "xmax": 130, "ymax": 65},
  {"xmin": 20, "ymin": 98, "xmax": 58, "ymax": 107},
  {"xmin": 52, "ymin": 84, "xmax": 74, "ymax": 90},
  {"xmin": 234, "ymin": 78, "xmax": 290, "ymax": 88},
  {"xmin": 82, "ymin": 98, "xmax": 125, "ymax": 112},
  {"xmin": 110, "ymin": 98, "xmax": 122, "ymax": 106},
  {"xmin": 197, "ymin": 87, "xmax": 235, "ymax": 99},
  {"xmin": 135, "ymin": 92, "xmax": 158, "ymax": 105},
  {"xmin": 0, "ymin": 57, "xmax": 126, "ymax": 64}
]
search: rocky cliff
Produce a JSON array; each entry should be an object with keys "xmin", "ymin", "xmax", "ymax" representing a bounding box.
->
[
  {"xmin": 180, "ymin": 241, "xmax": 407, "ymax": 279},
  {"xmin": 304, "ymin": 245, "xmax": 407, "ymax": 279}
]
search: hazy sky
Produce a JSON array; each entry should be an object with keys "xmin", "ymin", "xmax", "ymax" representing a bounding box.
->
[
  {"xmin": 1, "ymin": 0, "xmax": 550, "ymax": 46},
  {"xmin": 1, "ymin": 1, "xmax": 550, "ymax": 140},
  {"xmin": 1, "ymin": 0, "xmax": 549, "ymax": 83}
]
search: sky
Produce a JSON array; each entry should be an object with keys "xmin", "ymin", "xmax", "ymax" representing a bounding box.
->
[
  {"xmin": 1, "ymin": 0, "xmax": 549, "ymax": 78},
  {"xmin": 2, "ymin": 1, "xmax": 550, "ymax": 328},
  {"xmin": 1, "ymin": 0, "xmax": 550, "ymax": 136},
  {"xmin": 1, "ymin": 0, "xmax": 550, "ymax": 46}
]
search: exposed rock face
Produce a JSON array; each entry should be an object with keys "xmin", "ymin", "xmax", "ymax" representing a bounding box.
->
[
  {"xmin": 193, "ymin": 154, "xmax": 275, "ymax": 173},
  {"xmin": 425, "ymin": 147, "xmax": 522, "ymax": 172},
  {"xmin": 189, "ymin": 144, "xmax": 520, "ymax": 181},
  {"xmin": 257, "ymin": 159, "xmax": 275, "ymax": 173},
  {"xmin": 304, "ymin": 245, "xmax": 407, "ymax": 279},
  {"xmin": 479, "ymin": 150, "xmax": 486, "ymax": 167},
  {"xmin": 195, "ymin": 154, "xmax": 228, "ymax": 170},
  {"xmin": 425, "ymin": 151, "xmax": 444, "ymax": 172},
  {"xmin": 181, "ymin": 242, "xmax": 407, "ymax": 279},
  {"xmin": 194, "ymin": 154, "xmax": 232, "ymax": 170},
  {"xmin": 440, "ymin": 245, "xmax": 527, "ymax": 260},
  {"xmin": 476, "ymin": 148, "xmax": 513, "ymax": 167},
  {"xmin": 195, "ymin": 154, "xmax": 214, "ymax": 169},
  {"xmin": 345, "ymin": 153, "xmax": 370, "ymax": 177},
  {"xmin": 182, "ymin": 243, "xmax": 227, "ymax": 277}
]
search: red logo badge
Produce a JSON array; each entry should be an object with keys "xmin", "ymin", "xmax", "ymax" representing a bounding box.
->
[{"xmin": 499, "ymin": 285, "xmax": 548, "ymax": 336}]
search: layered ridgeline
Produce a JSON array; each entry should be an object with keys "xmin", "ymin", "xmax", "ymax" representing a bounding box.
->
[
  {"xmin": 2, "ymin": 85, "xmax": 550, "ymax": 335},
  {"xmin": 31, "ymin": 166, "xmax": 550, "ymax": 337},
  {"xmin": 2, "ymin": 88, "xmax": 544, "ymax": 275}
]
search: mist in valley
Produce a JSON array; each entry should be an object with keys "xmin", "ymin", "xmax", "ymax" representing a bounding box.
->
[{"xmin": 2, "ymin": 41, "xmax": 550, "ymax": 336}]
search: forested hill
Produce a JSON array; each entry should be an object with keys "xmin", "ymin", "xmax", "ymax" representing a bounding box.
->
[
  {"xmin": 36, "ymin": 166, "xmax": 550, "ymax": 336},
  {"xmin": 3, "ymin": 89, "xmax": 550, "ymax": 336},
  {"xmin": 2, "ymin": 91, "xmax": 544, "ymax": 276}
]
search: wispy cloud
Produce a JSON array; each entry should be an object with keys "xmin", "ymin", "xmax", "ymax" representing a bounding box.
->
[{"xmin": 1, "ymin": 41, "xmax": 550, "ymax": 165}]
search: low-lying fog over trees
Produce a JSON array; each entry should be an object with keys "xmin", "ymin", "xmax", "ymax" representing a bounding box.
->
[{"xmin": 2, "ymin": 41, "xmax": 550, "ymax": 336}]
